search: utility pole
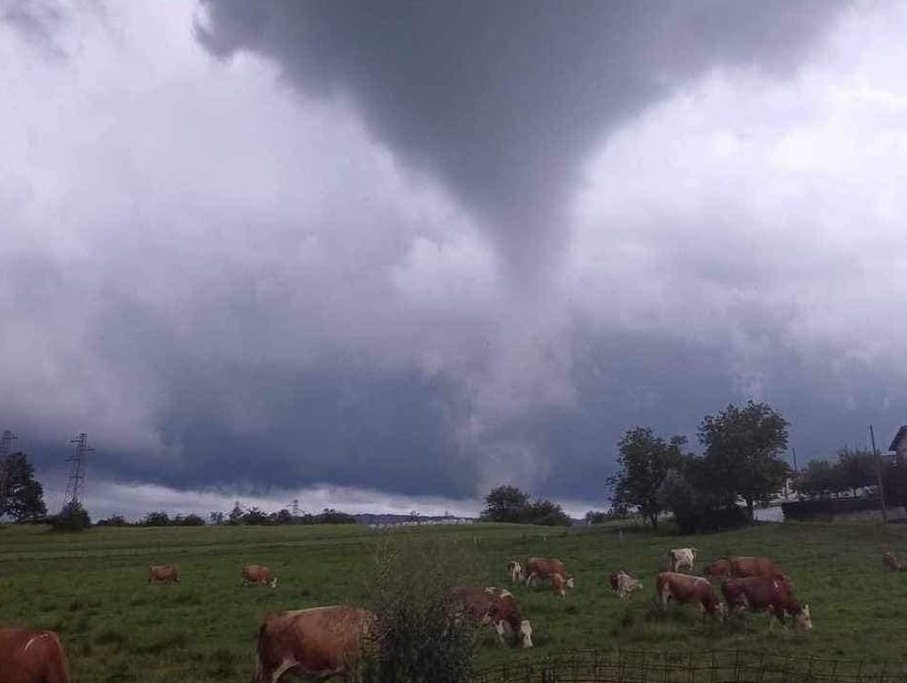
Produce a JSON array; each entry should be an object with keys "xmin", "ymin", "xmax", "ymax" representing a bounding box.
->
[{"xmin": 870, "ymin": 425, "xmax": 888, "ymax": 523}]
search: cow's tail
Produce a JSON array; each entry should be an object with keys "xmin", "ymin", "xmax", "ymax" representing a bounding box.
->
[
  {"xmin": 46, "ymin": 632, "xmax": 72, "ymax": 683},
  {"xmin": 251, "ymin": 622, "xmax": 267, "ymax": 683}
]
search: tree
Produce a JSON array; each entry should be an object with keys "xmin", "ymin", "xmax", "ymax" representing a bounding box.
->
[
  {"xmin": 243, "ymin": 506, "xmax": 269, "ymax": 525},
  {"xmin": 209, "ymin": 511, "xmax": 225, "ymax": 525},
  {"xmin": 525, "ymin": 499, "xmax": 572, "ymax": 526},
  {"xmin": 228, "ymin": 501, "xmax": 244, "ymax": 525},
  {"xmin": 835, "ymin": 447, "xmax": 876, "ymax": 496},
  {"xmin": 698, "ymin": 401, "xmax": 790, "ymax": 520},
  {"xmin": 792, "ymin": 459, "xmax": 837, "ymax": 498},
  {"xmin": 480, "ymin": 485, "xmax": 532, "ymax": 523},
  {"xmin": 96, "ymin": 515, "xmax": 128, "ymax": 527},
  {"xmin": 51, "ymin": 501, "xmax": 91, "ymax": 531},
  {"xmin": 657, "ymin": 460, "xmax": 748, "ymax": 534},
  {"xmin": 607, "ymin": 428, "xmax": 685, "ymax": 528},
  {"xmin": 144, "ymin": 511, "xmax": 171, "ymax": 526},
  {"xmin": 0, "ymin": 452, "xmax": 47, "ymax": 522}
]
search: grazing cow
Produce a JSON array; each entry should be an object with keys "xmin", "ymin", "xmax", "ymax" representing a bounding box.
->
[
  {"xmin": 242, "ymin": 564, "xmax": 278, "ymax": 588},
  {"xmin": 148, "ymin": 564, "xmax": 179, "ymax": 584},
  {"xmin": 882, "ymin": 551, "xmax": 904, "ymax": 572},
  {"xmin": 667, "ymin": 548, "xmax": 697, "ymax": 573},
  {"xmin": 656, "ymin": 572, "xmax": 723, "ymax": 617},
  {"xmin": 702, "ymin": 559, "xmax": 732, "ymax": 581},
  {"xmin": 253, "ymin": 606, "xmax": 376, "ymax": 683},
  {"xmin": 525, "ymin": 558, "xmax": 575, "ymax": 592},
  {"xmin": 507, "ymin": 560, "xmax": 524, "ymax": 583},
  {"xmin": 451, "ymin": 586, "xmax": 533, "ymax": 648},
  {"xmin": 0, "ymin": 628, "xmax": 71, "ymax": 683},
  {"xmin": 608, "ymin": 570, "xmax": 643, "ymax": 600},
  {"xmin": 728, "ymin": 556, "xmax": 787, "ymax": 581},
  {"xmin": 721, "ymin": 577, "xmax": 812, "ymax": 630}
]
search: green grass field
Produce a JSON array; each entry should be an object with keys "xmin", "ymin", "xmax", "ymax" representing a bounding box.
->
[{"xmin": 1, "ymin": 519, "xmax": 906, "ymax": 682}]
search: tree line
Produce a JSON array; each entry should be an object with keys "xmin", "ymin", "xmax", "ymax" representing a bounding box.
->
[
  {"xmin": 604, "ymin": 400, "xmax": 907, "ymax": 533},
  {"xmin": 0, "ymin": 450, "xmax": 359, "ymax": 529},
  {"xmin": 97, "ymin": 503, "xmax": 357, "ymax": 527},
  {"xmin": 606, "ymin": 401, "xmax": 791, "ymax": 533}
]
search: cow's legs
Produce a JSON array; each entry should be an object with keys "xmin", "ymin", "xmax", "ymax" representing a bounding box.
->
[
  {"xmin": 268, "ymin": 658, "xmax": 297, "ymax": 683},
  {"xmin": 493, "ymin": 620, "xmax": 507, "ymax": 647}
]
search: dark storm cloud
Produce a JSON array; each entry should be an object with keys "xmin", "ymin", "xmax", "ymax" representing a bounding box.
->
[{"xmin": 196, "ymin": 0, "xmax": 850, "ymax": 278}]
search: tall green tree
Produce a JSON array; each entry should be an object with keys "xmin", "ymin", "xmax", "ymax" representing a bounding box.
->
[
  {"xmin": 607, "ymin": 427, "xmax": 685, "ymax": 528},
  {"xmin": 698, "ymin": 401, "xmax": 790, "ymax": 520},
  {"xmin": 0, "ymin": 452, "xmax": 47, "ymax": 522},
  {"xmin": 480, "ymin": 485, "xmax": 531, "ymax": 523}
]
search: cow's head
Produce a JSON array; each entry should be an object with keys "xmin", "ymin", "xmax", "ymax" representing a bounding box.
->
[
  {"xmin": 507, "ymin": 561, "xmax": 524, "ymax": 582},
  {"xmin": 518, "ymin": 620, "xmax": 533, "ymax": 648},
  {"xmin": 565, "ymin": 575, "xmax": 575, "ymax": 589},
  {"xmin": 795, "ymin": 604, "xmax": 812, "ymax": 631}
]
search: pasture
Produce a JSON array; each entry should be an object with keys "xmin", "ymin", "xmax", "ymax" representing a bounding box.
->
[{"xmin": 1, "ymin": 519, "xmax": 906, "ymax": 682}]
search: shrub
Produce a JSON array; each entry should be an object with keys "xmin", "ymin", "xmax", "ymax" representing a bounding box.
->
[
  {"xmin": 362, "ymin": 537, "xmax": 478, "ymax": 683},
  {"xmin": 50, "ymin": 502, "xmax": 91, "ymax": 531}
]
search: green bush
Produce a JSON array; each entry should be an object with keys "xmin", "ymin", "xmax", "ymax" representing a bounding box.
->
[
  {"xmin": 50, "ymin": 502, "xmax": 91, "ymax": 531},
  {"xmin": 362, "ymin": 537, "xmax": 479, "ymax": 683}
]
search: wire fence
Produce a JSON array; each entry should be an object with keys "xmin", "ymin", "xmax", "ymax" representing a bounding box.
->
[{"xmin": 470, "ymin": 650, "xmax": 907, "ymax": 683}]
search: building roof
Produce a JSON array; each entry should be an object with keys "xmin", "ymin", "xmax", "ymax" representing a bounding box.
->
[{"xmin": 889, "ymin": 425, "xmax": 907, "ymax": 452}]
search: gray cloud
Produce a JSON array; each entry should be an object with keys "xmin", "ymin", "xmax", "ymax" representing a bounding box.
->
[{"xmin": 195, "ymin": 0, "xmax": 850, "ymax": 281}]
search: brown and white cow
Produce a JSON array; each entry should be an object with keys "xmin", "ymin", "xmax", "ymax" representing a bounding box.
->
[
  {"xmin": 721, "ymin": 576, "xmax": 812, "ymax": 630},
  {"xmin": 525, "ymin": 558, "xmax": 574, "ymax": 593},
  {"xmin": 451, "ymin": 586, "xmax": 533, "ymax": 648},
  {"xmin": 507, "ymin": 560, "xmax": 524, "ymax": 583},
  {"xmin": 0, "ymin": 628, "xmax": 71, "ymax": 683},
  {"xmin": 608, "ymin": 570, "xmax": 643, "ymax": 600},
  {"xmin": 882, "ymin": 550, "xmax": 904, "ymax": 572},
  {"xmin": 148, "ymin": 564, "xmax": 179, "ymax": 584},
  {"xmin": 242, "ymin": 564, "xmax": 278, "ymax": 588},
  {"xmin": 702, "ymin": 559, "xmax": 732, "ymax": 581},
  {"xmin": 656, "ymin": 572, "xmax": 723, "ymax": 617},
  {"xmin": 667, "ymin": 548, "xmax": 697, "ymax": 573},
  {"xmin": 253, "ymin": 606, "xmax": 376, "ymax": 683}
]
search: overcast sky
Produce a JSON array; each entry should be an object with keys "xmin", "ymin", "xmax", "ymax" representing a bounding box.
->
[{"xmin": 3, "ymin": 0, "xmax": 907, "ymax": 520}]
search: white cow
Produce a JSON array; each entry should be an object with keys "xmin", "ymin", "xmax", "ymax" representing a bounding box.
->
[{"xmin": 668, "ymin": 548, "xmax": 697, "ymax": 573}]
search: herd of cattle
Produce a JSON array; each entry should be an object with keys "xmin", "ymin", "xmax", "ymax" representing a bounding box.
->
[{"xmin": 6, "ymin": 545, "xmax": 905, "ymax": 682}]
